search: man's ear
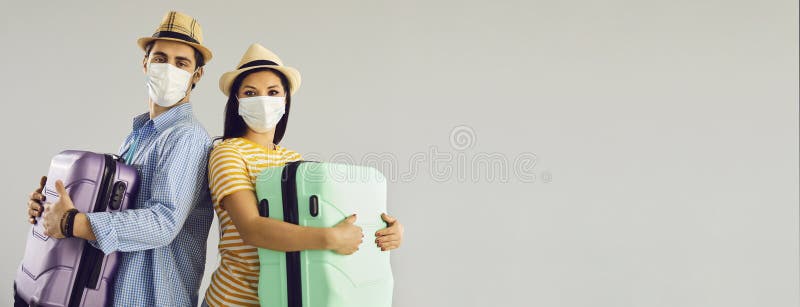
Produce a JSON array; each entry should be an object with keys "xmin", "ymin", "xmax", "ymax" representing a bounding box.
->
[
  {"xmin": 192, "ymin": 66, "xmax": 204, "ymax": 86},
  {"xmin": 142, "ymin": 56, "xmax": 148, "ymax": 74}
]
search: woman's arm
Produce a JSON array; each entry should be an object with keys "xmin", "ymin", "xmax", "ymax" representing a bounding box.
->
[{"xmin": 222, "ymin": 189, "xmax": 363, "ymax": 254}]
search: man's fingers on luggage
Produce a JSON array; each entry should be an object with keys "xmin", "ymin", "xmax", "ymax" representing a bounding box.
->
[
  {"xmin": 29, "ymin": 191, "xmax": 45, "ymax": 202},
  {"xmin": 34, "ymin": 176, "xmax": 47, "ymax": 193},
  {"xmin": 41, "ymin": 220, "xmax": 49, "ymax": 235},
  {"xmin": 55, "ymin": 180, "xmax": 68, "ymax": 196},
  {"xmin": 28, "ymin": 200, "xmax": 42, "ymax": 212}
]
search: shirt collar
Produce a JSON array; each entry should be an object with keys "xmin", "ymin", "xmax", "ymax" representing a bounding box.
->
[{"xmin": 131, "ymin": 103, "xmax": 194, "ymax": 132}]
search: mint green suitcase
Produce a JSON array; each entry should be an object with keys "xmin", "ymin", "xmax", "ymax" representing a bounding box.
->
[{"xmin": 255, "ymin": 161, "xmax": 394, "ymax": 307}]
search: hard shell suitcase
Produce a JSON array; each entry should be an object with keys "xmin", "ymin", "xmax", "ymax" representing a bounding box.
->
[
  {"xmin": 15, "ymin": 150, "xmax": 139, "ymax": 307},
  {"xmin": 255, "ymin": 161, "xmax": 394, "ymax": 307}
]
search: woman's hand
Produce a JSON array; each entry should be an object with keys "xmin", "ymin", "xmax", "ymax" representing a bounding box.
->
[
  {"xmin": 375, "ymin": 213, "xmax": 404, "ymax": 251},
  {"xmin": 328, "ymin": 214, "xmax": 363, "ymax": 255}
]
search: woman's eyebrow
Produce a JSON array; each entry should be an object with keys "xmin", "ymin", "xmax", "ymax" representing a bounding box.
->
[{"xmin": 242, "ymin": 84, "xmax": 281, "ymax": 90}]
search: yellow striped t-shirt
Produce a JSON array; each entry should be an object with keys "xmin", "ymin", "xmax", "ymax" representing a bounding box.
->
[{"xmin": 204, "ymin": 137, "xmax": 302, "ymax": 307}]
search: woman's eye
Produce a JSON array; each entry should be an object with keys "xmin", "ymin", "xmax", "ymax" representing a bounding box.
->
[
  {"xmin": 244, "ymin": 91, "xmax": 256, "ymax": 96},
  {"xmin": 268, "ymin": 90, "xmax": 279, "ymax": 96}
]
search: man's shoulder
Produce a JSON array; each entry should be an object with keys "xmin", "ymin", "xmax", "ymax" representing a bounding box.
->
[{"xmin": 164, "ymin": 119, "xmax": 211, "ymax": 145}]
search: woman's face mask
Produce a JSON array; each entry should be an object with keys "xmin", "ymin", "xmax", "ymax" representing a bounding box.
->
[{"xmin": 238, "ymin": 95, "xmax": 286, "ymax": 133}]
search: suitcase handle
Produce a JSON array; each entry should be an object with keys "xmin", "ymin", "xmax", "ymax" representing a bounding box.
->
[{"xmin": 258, "ymin": 199, "xmax": 269, "ymax": 217}]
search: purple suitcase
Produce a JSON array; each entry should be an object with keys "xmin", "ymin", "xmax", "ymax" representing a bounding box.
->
[{"xmin": 14, "ymin": 150, "xmax": 139, "ymax": 307}]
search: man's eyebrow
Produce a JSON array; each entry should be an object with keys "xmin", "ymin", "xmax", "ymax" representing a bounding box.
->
[
  {"xmin": 175, "ymin": 56, "xmax": 194, "ymax": 63},
  {"xmin": 152, "ymin": 51, "xmax": 167, "ymax": 57}
]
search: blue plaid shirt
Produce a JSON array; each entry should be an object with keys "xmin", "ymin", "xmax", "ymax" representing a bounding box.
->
[{"xmin": 85, "ymin": 103, "xmax": 213, "ymax": 306}]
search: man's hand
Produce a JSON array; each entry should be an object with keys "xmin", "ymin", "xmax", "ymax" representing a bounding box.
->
[
  {"xmin": 41, "ymin": 180, "xmax": 76, "ymax": 238},
  {"xmin": 375, "ymin": 213, "xmax": 404, "ymax": 251},
  {"xmin": 27, "ymin": 176, "xmax": 47, "ymax": 224}
]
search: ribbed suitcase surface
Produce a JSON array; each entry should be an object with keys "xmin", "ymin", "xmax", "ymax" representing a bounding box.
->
[
  {"xmin": 255, "ymin": 161, "xmax": 394, "ymax": 307},
  {"xmin": 15, "ymin": 150, "xmax": 139, "ymax": 307}
]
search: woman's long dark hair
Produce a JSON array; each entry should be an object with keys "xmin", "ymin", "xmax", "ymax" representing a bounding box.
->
[{"xmin": 220, "ymin": 68, "xmax": 292, "ymax": 144}]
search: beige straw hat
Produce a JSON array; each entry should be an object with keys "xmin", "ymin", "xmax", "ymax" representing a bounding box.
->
[
  {"xmin": 137, "ymin": 11, "xmax": 213, "ymax": 63},
  {"xmin": 219, "ymin": 43, "xmax": 301, "ymax": 96}
]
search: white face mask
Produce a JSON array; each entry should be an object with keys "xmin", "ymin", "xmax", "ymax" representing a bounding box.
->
[
  {"xmin": 145, "ymin": 63, "xmax": 195, "ymax": 107},
  {"xmin": 238, "ymin": 96, "xmax": 286, "ymax": 133}
]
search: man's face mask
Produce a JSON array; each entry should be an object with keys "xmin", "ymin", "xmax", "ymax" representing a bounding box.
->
[{"xmin": 145, "ymin": 62, "xmax": 195, "ymax": 107}]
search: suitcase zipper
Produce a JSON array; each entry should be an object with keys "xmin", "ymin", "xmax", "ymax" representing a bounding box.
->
[
  {"xmin": 281, "ymin": 161, "xmax": 303, "ymax": 307},
  {"xmin": 67, "ymin": 154, "xmax": 116, "ymax": 307}
]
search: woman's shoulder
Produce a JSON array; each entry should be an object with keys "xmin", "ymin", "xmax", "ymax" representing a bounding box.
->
[
  {"xmin": 211, "ymin": 138, "xmax": 249, "ymax": 157},
  {"xmin": 276, "ymin": 145, "xmax": 303, "ymax": 161},
  {"xmin": 214, "ymin": 137, "xmax": 250, "ymax": 148}
]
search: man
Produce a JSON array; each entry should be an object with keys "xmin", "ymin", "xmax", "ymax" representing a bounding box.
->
[{"xmin": 25, "ymin": 11, "xmax": 214, "ymax": 306}]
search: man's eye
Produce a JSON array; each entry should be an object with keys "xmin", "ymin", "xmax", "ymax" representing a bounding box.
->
[{"xmin": 154, "ymin": 58, "xmax": 165, "ymax": 63}]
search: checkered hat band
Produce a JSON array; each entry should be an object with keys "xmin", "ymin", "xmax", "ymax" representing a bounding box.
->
[{"xmin": 150, "ymin": 31, "xmax": 199, "ymax": 44}]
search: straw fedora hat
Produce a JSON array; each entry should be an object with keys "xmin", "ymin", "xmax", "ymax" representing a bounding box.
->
[
  {"xmin": 219, "ymin": 43, "xmax": 301, "ymax": 96},
  {"xmin": 137, "ymin": 11, "xmax": 213, "ymax": 63}
]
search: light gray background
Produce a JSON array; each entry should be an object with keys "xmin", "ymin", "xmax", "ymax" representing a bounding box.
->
[{"xmin": 1, "ymin": 1, "xmax": 798, "ymax": 306}]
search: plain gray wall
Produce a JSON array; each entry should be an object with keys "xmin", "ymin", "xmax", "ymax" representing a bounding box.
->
[{"xmin": 1, "ymin": 1, "xmax": 798, "ymax": 306}]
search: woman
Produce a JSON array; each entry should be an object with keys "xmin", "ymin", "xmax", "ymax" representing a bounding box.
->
[{"xmin": 203, "ymin": 43, "xmax": 404, "ymax": 307}]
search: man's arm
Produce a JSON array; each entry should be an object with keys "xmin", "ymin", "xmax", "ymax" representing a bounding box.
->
[
  {"xmin": 73, "ymin": 213, "xmax": 96, "ymax": 240},
  {"xmin": 80, "ymin": 129, "xmax": 210, "ymax": 254}
]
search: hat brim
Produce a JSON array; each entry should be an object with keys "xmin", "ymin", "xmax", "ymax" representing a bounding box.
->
[
  {"xmin": 137, "ymin": 37, "xmax": 214, "ymax": 64},
  {"xmin": 219, "ymin": 65, "xmax": 301, "ymax": 97}
]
